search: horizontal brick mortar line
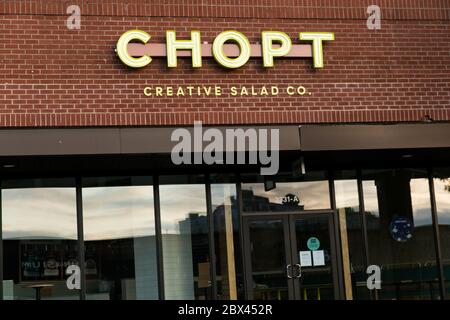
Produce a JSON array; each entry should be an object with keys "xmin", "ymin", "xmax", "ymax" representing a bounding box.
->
[
  {"xmin": 1, "ymin": 12, "xmax": 449, "ymax": 22},
  {"xmin": 0, "ymin": 110, "xmax": 448, "ymax": 127},
  {"xmin": 1, "ymin": 1, "xmax": 449, "ymax": 21},
  {"xmin": 1, "ymin": 13, "xmax": 449, "ymax": 22},
  {"xmin": 2, "ymin": 1, "xmax": 449, "ymax": 10}
]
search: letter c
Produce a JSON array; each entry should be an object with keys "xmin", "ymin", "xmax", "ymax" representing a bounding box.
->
[
  {"xmin": 116, "ymin": 30, "xmax": 152, "ymax": 68},
  {"xmin": 286, "ymin": 86, "xmax": 295, "ymax": 95},
  {"xmin": 143, "ymin": 87, "xmax": 152, "ymax": 96}
]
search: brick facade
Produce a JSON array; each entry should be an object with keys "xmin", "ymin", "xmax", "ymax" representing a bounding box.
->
[{"xmin": 1, "ymin": 0, "xmax": 449, "ymax": 127}]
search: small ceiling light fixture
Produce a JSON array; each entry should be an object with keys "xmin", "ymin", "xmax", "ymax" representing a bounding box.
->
[
  {"xmin": 401, "ymin": 154, "xmax": 413, "ymax": 159},
  {"xmin": 2, "ymin": 164, "xmax": 16, "ymax": 168}
]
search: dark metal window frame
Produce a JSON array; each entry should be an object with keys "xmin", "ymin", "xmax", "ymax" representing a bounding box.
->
[{"xmin": 0, "ymin": 169, "xmax": 448, "ymax": 300}]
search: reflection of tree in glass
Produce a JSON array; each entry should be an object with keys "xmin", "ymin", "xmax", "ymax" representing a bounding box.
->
[{"xmin": 442, "ymin": 178, "xmax": 450, "ymax": 192}]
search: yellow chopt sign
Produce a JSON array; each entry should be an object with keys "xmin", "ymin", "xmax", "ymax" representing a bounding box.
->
[{"xmin": 116, "ymin": 30, "xmax": 334, "ymax": 69}]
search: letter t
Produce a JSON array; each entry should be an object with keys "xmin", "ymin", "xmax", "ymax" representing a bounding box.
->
[{"xmin": 299, "ymin": 32, "xmax": 334, "ymax": 68}]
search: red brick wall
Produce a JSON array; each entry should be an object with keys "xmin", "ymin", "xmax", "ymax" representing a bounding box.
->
[{"xmin": 0, "ymin": 0, "xmax": 449, "ymax": 127}]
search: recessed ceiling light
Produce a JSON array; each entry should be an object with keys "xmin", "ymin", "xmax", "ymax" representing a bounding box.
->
[
  {"xmin": 2, "ymin": 164, "xmax": 15, "ymax": 168},
  {"xmin": 402, "ymin": 154, "xmax": 413, "ymax": 158}
]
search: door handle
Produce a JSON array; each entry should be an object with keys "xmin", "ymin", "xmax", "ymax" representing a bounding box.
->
[
  {"xmin": 286, "ymin": 264, "xmax": 293, "ymax": 279},
  {"xmin": 295, "ymin": 264, "xmax": 302, "ymax": 278}
]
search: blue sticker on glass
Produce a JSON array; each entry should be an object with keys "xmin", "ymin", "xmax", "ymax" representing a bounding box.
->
[{"xmin": 389, "ymin": 216, "xmax": 414, "ymax": 242}]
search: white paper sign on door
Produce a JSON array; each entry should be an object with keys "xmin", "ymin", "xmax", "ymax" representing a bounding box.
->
[
  {"xmin": 312, "ymin": 250, "xmax": 325, "ymax": 266},
  {"xmin": 299, "ymin": 251, "xmax": 312, "ymax": 267}
]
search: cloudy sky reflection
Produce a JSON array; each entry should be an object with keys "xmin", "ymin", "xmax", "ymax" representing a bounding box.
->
[
  {"xmin": 83, "ymin": 186, "xmax": 155, "ymax": 241},
  {"xmin": 2, "ymin": 186, "xmax": 156, "ymax": 241},
  {"xmin": 2, "ymin": 188, "xmax": 77, "ymax": 240},
  {"xmin": 363, "ymin": 178, "xmax": 438, "ymax": 227},
  {"xmin": 3, "ymin": 178, "xmax": 449, "ymax": 241},
  {"xmin": 159, "ymin": 184, "xmax": 206, "ymax": 235}
]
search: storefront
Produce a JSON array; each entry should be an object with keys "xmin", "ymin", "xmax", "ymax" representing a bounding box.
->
[
  {"xmin": 0, "ymin": 124, "xmax": 449, "ymax": 300},
  {"xmin": 1, "ymin": 1, "xmax": 450, "ymax": 300}
]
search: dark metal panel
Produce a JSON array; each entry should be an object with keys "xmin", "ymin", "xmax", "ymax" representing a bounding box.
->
[
  {"xmin": 205, "ymin": 177, "xmax": 218, "ymax": 299},
  {"xmin": 120, "ymin": 128, "xmax": 180, "ymax": 154},
  {"xmin": 300, "ymin": 123, "xmax": 450, "ymax": 151},
  {"xmin": 2, "ymin": 123, "xmax": 450, "ymax": 157},
  {"xmin": 357, "ymin": 172, "xmax": 374, "ymax": 300},
  {"xmin": 0, "ymin": 129, "xmax": 121, "ymax": 156},
  {"xmin": 241, "ymin": 217, "xmax": 253, "ymax": 300},
  {"xmin": 153, "ymin": 176, "xmax": 165, "ymax": 300},
  {"xmin": 76, "ymin": 177, "xmax": 86, "ymax": 300},
  {"xmin": 288, "ymin": 215, "xmax": 301, "ymax": 299},
  {"xmin": 121, "ymin": 125, "xmax": 301, "ymax": 154},
  {"xmin": 329, "ymin": 175, "xmax": 345, "ymax": 300},
  {"xmin": 236, "ymin": 179, "xmax": 250, "ymax": 299},
  {"xmin": 0, "ymin": 125, "xmax": 300, "ymax": 157},
  {"xmin": 327, "ymin": 212, "xmax": 340, "ymax": 301},
  {"xmin": 283, "ymin": 216, "xmax": 295, "ymax": 300}
]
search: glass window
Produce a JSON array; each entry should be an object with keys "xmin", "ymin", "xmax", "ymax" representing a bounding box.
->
[
  {"xmin": 159, "ymin": 175, "xmax": 211, "ymax": 300},
  {"xmin": 2, "ymin": 178, "xmax": 79, "ymax": 300},
  {"xmin": 241, "ymin": 172, "xmax": 330, "ymax": 212},
  {"xmin": 210, "ymin": 174, "xmax": 242, "ymax": 300},
  {"xmin": 433, "ymin": 168, "xmax": 450, "ymax": 298},
  {"xmin": 82, "ymin": 176, "xmax": 158, "ymax": 300},
  {"xmin": 334, "ymin": 171, "xmax": 370, "ymax": 300},
  {"xmin": 362, "ymin": 169, "xmax": 440, "ymax": 300}
]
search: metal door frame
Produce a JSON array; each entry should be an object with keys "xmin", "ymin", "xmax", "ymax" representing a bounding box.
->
[
  {"xmin": 242, "ymin": 214, "xmax": 294, "ymax": 300},
  {"xmin": 288, "ymin": 211, "xmax": 339, "ymax": 300},
  {"xmin": 242, "ymin": 210, "xmax": 339, "ymax": 300}
]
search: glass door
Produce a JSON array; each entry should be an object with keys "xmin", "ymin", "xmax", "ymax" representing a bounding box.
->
[
  {"xmin": 243, "ymin": 212, "xmax": 338, "ymax": 300},
  {"xmin": 289, "ymin": 213, "xmax": 338, "ymax": 300},
  {"xmin": 243, "ymin": 216, "xmax": 293, "ymax": 300}
]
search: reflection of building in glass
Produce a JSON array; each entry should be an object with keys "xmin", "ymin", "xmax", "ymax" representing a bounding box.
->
[
  {"xmin": 83, "ymin": 236, "xmax": 158, "ymax": 300},
  {"xmin": 163, "ymin": 212, "xmax": 211, "ymax": 300}
]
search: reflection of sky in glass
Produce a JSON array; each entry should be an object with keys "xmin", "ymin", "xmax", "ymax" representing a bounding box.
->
[
  {"xmin": 410, "ymin": 179, "xmax": 433, "ymax": 226},
  {"xmin": 434, "ymin": 178, "xmax": 450, "ymax": 225},
  {"xmin": 242, "ymin": 181, "xmax": 330, "ymax": 210},
  {"xmin": 363, "ymin": 179, "xmax": 432, "ymax": 227},
  {"xmin": 159, "ymin": 184, "xmax": 206, "ymax": 234},
  {"xmin": 83, "ymin": 186, "xmax": 155, "ymax": 241},
  {"xmin": 2, "ymin": 188, "xmax": 77, "ymax": 240},
  {"xmin": 3, "ymin": 186, "xmax": 156, "ymax": 241},
  {"xmin": 362, "ymin": 180, "xmax": 379, "ymax": 217},
  {"xmin": 211, "ymin": 184, "xmax": 235, "ymax": 208},
  {"xmin": 334, "ymin": 180, "xmax": 358, "ymax": 209}
]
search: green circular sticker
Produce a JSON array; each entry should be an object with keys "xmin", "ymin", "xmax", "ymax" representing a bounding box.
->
[{"xmin": 307, "ymin": 237, "xmax": 320, "ymax": 251}]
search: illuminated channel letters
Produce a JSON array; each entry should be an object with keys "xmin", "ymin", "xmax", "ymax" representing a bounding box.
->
[{"xmin": 116, "ymin": 30, "xmax": 334, "ymax": 69}]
